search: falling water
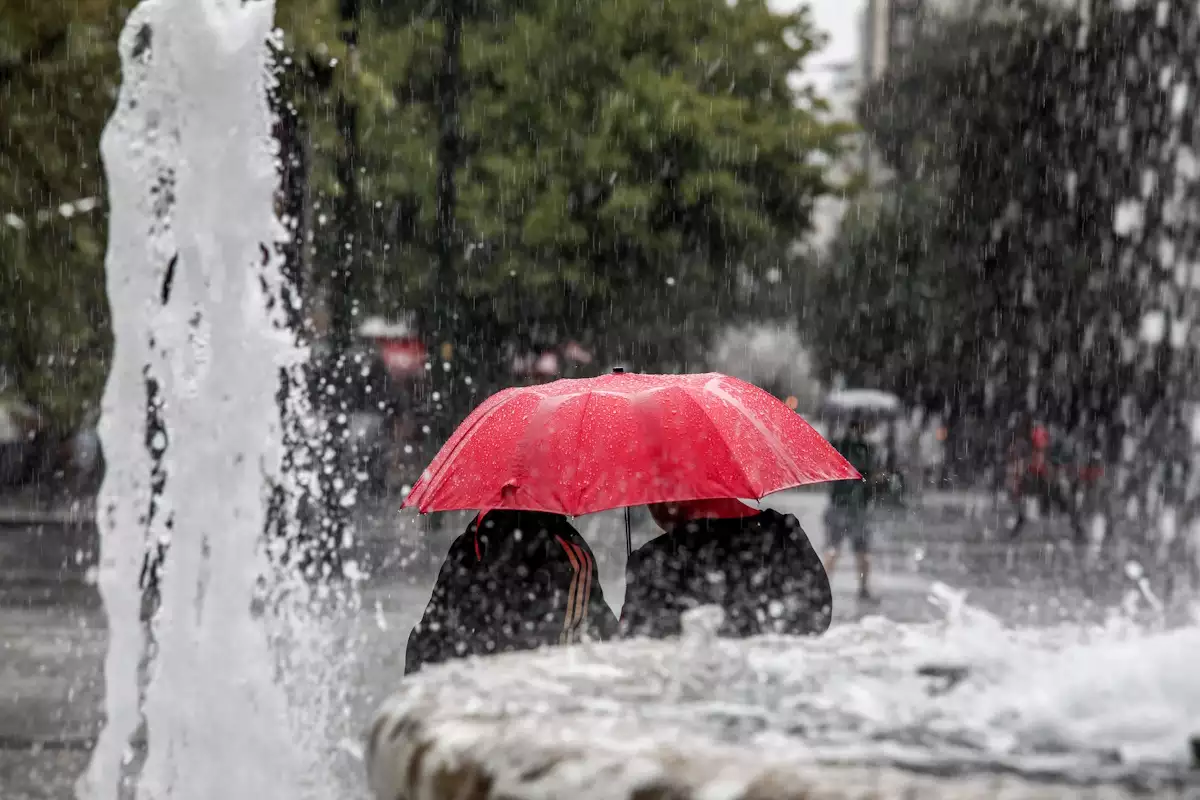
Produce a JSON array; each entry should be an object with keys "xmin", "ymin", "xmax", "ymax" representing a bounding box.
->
[{"xmin": 76, "ymin": 1, "xmax": 334, "ymax": 799}]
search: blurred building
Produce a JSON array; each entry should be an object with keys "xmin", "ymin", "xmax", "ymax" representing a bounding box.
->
[
  {"xmin": 801, "ymin": 0, "xmax": 982, "ymax": 242},
  {"xmin": 859, "ymin": 0, "xmax": 1002, "ymax": 182},
  {"xmin": 861, "ymin": 0, "xmax": 920, "ymax": 83},
  {"xmin": 858, "ymin": 0, "xmax": 927, "ymax": 184},
  {"xmin": 806, "ymin": 57, "xmax": 860, "ymax": 250}
]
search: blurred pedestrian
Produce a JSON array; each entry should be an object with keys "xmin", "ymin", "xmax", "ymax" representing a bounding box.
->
[
  {"xmin": 405, "ymin": 509, "xmax": 618, "ymax": 674},
  {"xmin": 1007, "ymin": 423, "xmax": 1083, "ymax": 544},
  {"xmin": 620, "ymin": 499, "xmax": 831, "ymax": 639},
  {"xmin": 824, "ymin": 415, "xmax": 877, "ymax": 603}
]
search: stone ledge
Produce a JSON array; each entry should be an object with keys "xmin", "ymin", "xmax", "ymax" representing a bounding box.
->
[
  {"xmin": 363, "ymin": 618, "xmax": 1194, "ymax": 800},
  {"xmin": 365, "ymin": 699, "xmax": 1149, "ymax": 800}
]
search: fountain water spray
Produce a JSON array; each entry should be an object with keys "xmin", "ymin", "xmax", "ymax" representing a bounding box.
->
[{"xmin": 77, "ymin": 1, "xmax": 346, "ymax": 799}]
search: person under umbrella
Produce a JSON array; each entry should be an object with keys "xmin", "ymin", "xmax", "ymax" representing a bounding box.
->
[
  {"xmin": 619, "ymin": 498, "xmax": 832, "ymax": 639},
  {"xmin": 405, "ymin": 509, "xmax": 618, "ymax": 674},
  {"xmin": 402, "ymin": 371, "xmax": 857, "ymax": 660},
  {"xmin": 824, "ymin": 414, "xmax": 879, "ymax": 603}
]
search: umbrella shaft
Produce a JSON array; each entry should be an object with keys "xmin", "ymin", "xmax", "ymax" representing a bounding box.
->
[{"xmin": 624, "ymin": 507, "xmax": 633, "ymax": 557}]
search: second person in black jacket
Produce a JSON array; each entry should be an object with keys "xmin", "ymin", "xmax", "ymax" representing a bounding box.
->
[{"xmin": 620, "ymin": 499, "xmax": 832, "ymax": 639}]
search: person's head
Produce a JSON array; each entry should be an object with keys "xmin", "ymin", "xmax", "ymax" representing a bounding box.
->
[
  {"xmin": 847, "ymin": 413, "xmax": 866, "ymax": 437},
  {"xmin": 475, "ymin": 509, "xmax": 568, "ymax": 536},
  {"xmin": 647, "ymin": 498, "xmax": 758, "ymax": 531},
  {"xmin": 648, "ymin": 502, "xmax": 684, "ymax": 531}
]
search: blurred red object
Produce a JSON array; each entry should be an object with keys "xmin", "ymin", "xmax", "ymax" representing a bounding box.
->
[
  {"xmin": 534, "ymin": 351, "xmax": 560, "ymax": 378},
  {"xmin": 1031, "ymin": 425, "xmax": 1050, "ymax": 450},
  {"xmin": 563, "ymin": 340, "xmax": 594, "ymax": 364},
  {"xmin": 377, "ymin": 337, "xmax": 427, "ymax": 378}
]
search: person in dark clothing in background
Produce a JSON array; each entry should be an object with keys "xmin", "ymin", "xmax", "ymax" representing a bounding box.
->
[
  {"xmin": 619, "ymin": 499, "xmax": 832, "ymax": 640},
  {"xmin": 824, "ymin": 415, "xmax": 877, "ymax": 603},
  {"xmin": 1006, "ymin": 423, "xmax": 1084, "ymax": 545},
  {"xmin": 405, "ymin": 509, "xmax": 618, "ymax": 675}
]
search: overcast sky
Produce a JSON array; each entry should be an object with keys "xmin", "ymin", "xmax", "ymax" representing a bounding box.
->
[
  {"xmin": 767, "ymin": 0, "xmax": 865, "ymax": 108},
  {"xmin": 768, "ymin": 0, "xmax": 867, "ymax": 245},
  {"xmin": 804, "ymin": 0, "xmax": 864, "ymax": 69}
]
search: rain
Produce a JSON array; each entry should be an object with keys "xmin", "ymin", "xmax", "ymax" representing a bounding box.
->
[{"xmin": 1, "ymin": 0, "xmax": 1198, "ymax": 799}]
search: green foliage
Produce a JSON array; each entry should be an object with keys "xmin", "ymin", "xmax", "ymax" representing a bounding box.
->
[
  {"xmin": 1, "ymin": 0, "xmax": 849, "ymax": 431},
  {"xmin": 281, "ymin": 0, "xmax": 852, "ymax": 363},
  {"xmin": 0, "ymin": 0, "xmax": 135, "ymax": 433}
]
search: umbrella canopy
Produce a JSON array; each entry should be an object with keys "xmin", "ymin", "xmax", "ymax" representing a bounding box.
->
[{"xmin": 403, "ymin": 371, "xmax": 859, "ymax": 516}]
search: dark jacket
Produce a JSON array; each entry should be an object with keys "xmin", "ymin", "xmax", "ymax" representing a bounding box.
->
[
  {"xmin": 405, "ymin": 510, "xmax": 618, "ymax": 674},
  {"xmin": 619, "ymin": 508, "xmax": 832, "ymax": 640},
  {"xmin": 830, "ymin": 434, "xmax": 875, "ymax": 511}
]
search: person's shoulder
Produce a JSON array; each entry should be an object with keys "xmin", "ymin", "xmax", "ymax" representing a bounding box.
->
[
  {"xmin": 444, "ymin": 526, "xmax": 482, "ymax": 562},
  {"xmin": 546, "ymin": 518, "xmax": 601, "ymax": 556},
  {"xmin": 630, "ymin": 532, "xmax": 669, "ymax": 556},
  {"xmin": 426, "ymin": 525, "xmax": 485, "ymax": 583},
  {"xmin": 752, "ymin": 507, "xmax": 794, "ymax": 525},
  {"xmin": 754, "ymin": 509, "xmax": 807, "ymax": 537},
  {"xmin": 627, "ymin": 533, "xmax": 673, "ymax": 567},
  {"xmin": 522, "ymin": 518, "xmax": 604, "ymax": 572}
]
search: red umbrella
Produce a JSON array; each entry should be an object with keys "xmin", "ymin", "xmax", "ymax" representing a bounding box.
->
[{"xmin": 403, "ymin": 371, "xmax": 859, "ymax": 519}]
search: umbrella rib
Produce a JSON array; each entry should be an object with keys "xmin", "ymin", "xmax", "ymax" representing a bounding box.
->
[
  {"xmin": 700, "ymin": 379, "xmax": 809, "ymax": 490},
  {"xmin": 569, "ymin": 391, "xmax": 596, "ymax": 511},
  {"xmin": 666, "ymin": 388, "xmax": 758, "ymax": 498}
]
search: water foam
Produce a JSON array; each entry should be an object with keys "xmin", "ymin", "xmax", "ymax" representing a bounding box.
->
[
  {"xmin": 373, "ymin": 586, "xmax": 1199, "ymax": 794},
  {"xmin": 78, "ymin": 2, "xmax": 347, "ymax": 799},
  {"xmin": 781, "ymin": 594, "xmax": 1200, "ymax": 780}
]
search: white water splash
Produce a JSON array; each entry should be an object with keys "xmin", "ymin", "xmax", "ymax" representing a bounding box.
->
[{"xmin": 78, "ymin": 2, "xmax": 345, "ymax": 799}]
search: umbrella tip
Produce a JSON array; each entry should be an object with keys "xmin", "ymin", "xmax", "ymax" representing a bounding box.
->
[{"xmin": 612, "ymin": 366, "xmax": 625, "ymax": 374}]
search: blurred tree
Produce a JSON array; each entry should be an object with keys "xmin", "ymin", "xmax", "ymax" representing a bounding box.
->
[
  {"xmin": 842, "ymin": 0, "xmax": 1200, "ymax": 552},
  {"xmin": 281, "ymin": 0, "xmax": 853, "ymax": 381},
  {"xmin": 2, "ymin": 0, "xmax": 852, "ymax": 435},
  {"xmin": 0, "ymin": 0, "xmax": 135, "ymax": 437},
  {"xmin": 467, "ymin": 0, "xmax": 851, "ymax": 372},
  {"xmin": 808, "ymin": 185, "xmax": 962, "ymax": 409}
]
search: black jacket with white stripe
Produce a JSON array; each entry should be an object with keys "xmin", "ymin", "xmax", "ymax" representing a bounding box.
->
[{"xmin": 405, "ymin": 510, "xmax": 618, "ymax": 675}]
